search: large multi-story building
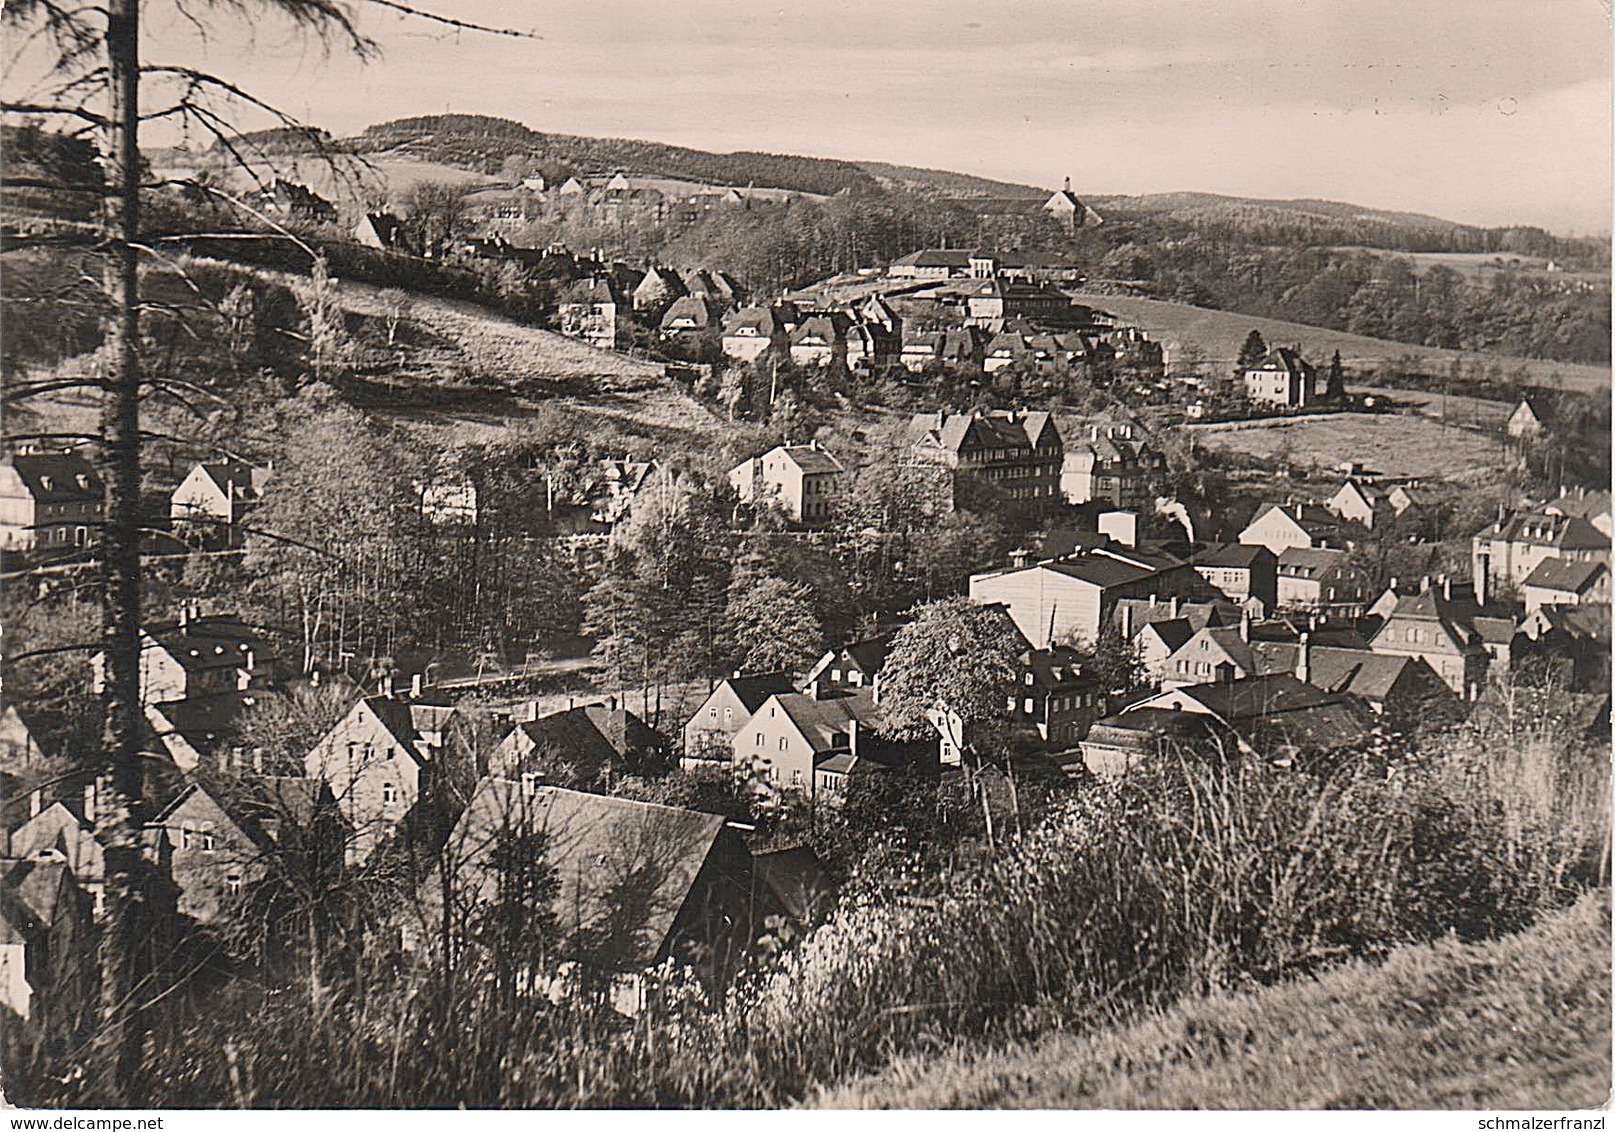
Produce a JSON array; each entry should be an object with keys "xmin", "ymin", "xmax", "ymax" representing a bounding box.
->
[
  {"xmin": 905, "ymin": 409, "xmax": 1063, "ymax": 510},
  {"xmin": 729, "ymin": 442, "xmax": 845, "ymax": 522},
  {"xmin": 1472, "ymin": 506, "xmax": 1611, "ymax": 603},
  {"xmin": 0, "ymin": 451, "xmax": 103, "ymax": 553}
]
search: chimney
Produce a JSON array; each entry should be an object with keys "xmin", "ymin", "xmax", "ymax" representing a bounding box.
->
[
  {"xmin": 1239, "ymin": 610, "xmax": 1250, "ymax": 642},
  {"xmin": 1420, "ymin": 575, "xmax": 1431, "ymax": 593},
  {"xmin": 847, "ymin": 718, "xmax": 859, "ymax": 756},
  {"xmin": 310, "ymin": 668, "xmax": 321, "ymax": 688},
  {"xmin": 411, "ymin": 672, "xmax": 424, "ymax": 698},
  {"xmin": 1120, "ymin": 603, "xmax": 1133, "ymax": 641},
  {"xmin": 733, "ymin": 670, "xmax": 743, "ymax": 679},
  {"xmin": 244, "ymin": 647, "xmax": 255, "ymax": 672},
  {"xmin": 380, "ymin": 673, "xmax": 394, "ymax": 698},
  {"xmin": 1442, "ymin": 576, "xmax": 1452, "ymax": 601},
  {"xmin": 1295, "ymin": 632, "xmax": 1312, "ymax": 684},
  {"xmin": 1168, "ymin": 595, "xmax": 1180, "ymax": 618},
  {"xmin": 82, "ymin": 782, "xmax": 96, "ymax": 824},
  {"xmin": 1389, "ymin": 576, "xmax": 1397, "ymax": 593},
  {"xmin": 806, "ymin": 680, "xmax": 820, "ymax": 701}
]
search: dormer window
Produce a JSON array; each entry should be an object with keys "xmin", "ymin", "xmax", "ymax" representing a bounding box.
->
[
  {"xmin": 75, "ymin": 474, "xmax": 91, "ymax": 491},
  {"xmin": 39, "ymin": 475, "xmax": 53, "ymax": 492}
]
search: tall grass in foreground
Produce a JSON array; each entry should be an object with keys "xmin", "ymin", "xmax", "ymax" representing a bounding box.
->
[{"xmin": 43, "ymin": 731, "xmax": 1612, "ymax": 1108}]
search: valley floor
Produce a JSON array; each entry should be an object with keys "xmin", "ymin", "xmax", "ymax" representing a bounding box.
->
[{"xmin": 811, "ymin": 891, "xmax": 1612, "ymax": 1110}]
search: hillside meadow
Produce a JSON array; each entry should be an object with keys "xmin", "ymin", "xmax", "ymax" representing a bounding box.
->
[
  {"xmin": 1072, "ymin": 291, "xmax": 1613, "ymax": 395},
  {"xmin": 812, "ymin": 889, "xmax": 1612, "ymax": 1110}
]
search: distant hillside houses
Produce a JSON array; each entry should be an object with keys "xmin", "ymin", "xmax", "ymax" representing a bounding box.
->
[{"xmin": 941, "ymin": 178, "xmax": 1105, "ymax": 241}]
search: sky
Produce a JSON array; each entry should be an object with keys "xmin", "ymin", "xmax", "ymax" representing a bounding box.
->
[{"xmin": 54, "ymin": 0, "xmax": 1615, "ymax": 232}]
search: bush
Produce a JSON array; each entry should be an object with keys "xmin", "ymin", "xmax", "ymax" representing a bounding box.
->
[{"xmin": 35, "ymin": 729, "xmax": 1609, "ymax": 1108}]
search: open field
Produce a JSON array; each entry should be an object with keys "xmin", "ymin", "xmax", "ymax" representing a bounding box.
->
[
  {"xmin": 1187, "ymin": 411, "xmax": 1511, "ymax": 482},
  {"xmin": 812, "ymin": 890, "xmax": 1612, "ymax": 1110},
  {"xmin": 1329, "ymin": 247, "xmax": 1610, "ymax": 286},
  {"xmin": 1069, "ymin": 291, "xmax": 1612, "ymax": 395}
]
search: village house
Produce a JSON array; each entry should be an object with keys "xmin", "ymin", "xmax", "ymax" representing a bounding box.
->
[
  {"xmin": 905, "ymin": 409, "xmax": 1064, "ymax": 509},
  {"xmin": 682, "ymin": 672, "xmax": 798, "ymax": 764},
  {"xmin": 487, "ymin": 700, "xmax": 664, "ymax": 788},
  {"xmin": 787, "ymin": 313, "xmax": 850, "ymax": 368},
  {"xmin": 962, "ymin": 277, "xmax": 1073, "ymax": 327},
  {"xmin": 1324, "ymin": 479, "xmax": 1418, "ymax": 530},
  {"xmin": 1079, "ymin": 672, "xmax": 1376, "ymax": 779},
  {"xmin": 1471, "ymin": 507, "xmax": 1611, "ymax": 603},
  {"xmin": 1275, "ymin": 547, "xmax": 1372, "ymax": 618},
  {"xmin": 1505, "ymin": 398, "xmax": 1544, "ymax": 441},
  {"xmin": 91, "ymin": 609, "xmax": 271, "ymax": 709},
  {"xmin": 169, "ymin": 459, "xmax": 272, "ymax": 543},
  {"xmin": 1238, "ymin": 501, "xmax": 1354, "ymax": 555},
  {"xmin": 0, "ymin": 704, "xmax": 54, "ymax": 824},
  {"xmin": 0, "ymin": 855, "xmax": 96, "ymax": 1052},
  {"xmin": 801, "ymin": 635, "xmax": 893, "ymax": 692},
  {"xmin": 886, "ymin": 248, "xmax": 974, "ymax": 280},
  {"xmin": 0, "ymin": 451, "xmax": 103, "ymax": 553},
  {"xmin": 1241, "ymin": 348, "xmax": 1316, "ymax": 409},
  {"xmin": 1060, "ymin": 429, "xmax": 1166, "ymax": 510},
  {"xmin": 657, "ymin": 294, "xmax": 722, "ymax": 345},
  {"xmin": 1191, "ymin": 543, "xmax": 1278, "ymax": 611},
  {"xmin": 899, "ymin": 327, "xmax": 981, "ymax": 373},
  {"xmin": 970, "ymin": 543, "xmax": 1208, "ymax": 649},
  {"xmin": 1514, "ymin": 604, "xmax": 1612, "ymax": 690},
  {"xmin": 429, "ymin": 781, "xmax": 764, "ymax": 1012},
  {"xmin": 729, "ymin": 442, "xmax": 845, "ymax": 523},
  {"xmin": 147, "ymin": 780, "xmax": 265, "ymax": 925},
  {"xmin": 7, "ymin": 803, "xmax": 105, "ymax": 914},
  {"xmin": 728, "ymin": 687, "xmax": 928, "ymax": 801},
  {"xmin": 720, "ymin": 305, "xmax": 792, "ymax": 363},
  {"xmin": 1519, "ymin": 559, "xmax": 1611, "ymax": 613},
  {"xmin": 304, "ymin": 695, "xmax": 436, "ymax": 866},
  {"xmin": 353, "ymin": 212, "xmax": 413, "ymax": 254},
  {"xmin": 1542, "ymin": 487, "xmax": 1613, "ymax": 538},
  {"xmin": 1042, "ymin": 178, "xmax": 1102, "ymax": 232},
  {"xmin": 1011, "ymin": 644, "xmax": 1105, "ymax": 750},
  {"xmin": 1366, "ymin": 579, "xmax": 1516, "ymax": 698},
  {"xmin": 557, "ymin": 276, "xmax": 625, "ymax": 351},
  {"xmin": 632, "ymin": 264, "xmax": 686, "ymax": 315}
]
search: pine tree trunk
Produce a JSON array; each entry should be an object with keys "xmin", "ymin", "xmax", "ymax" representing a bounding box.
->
[{"xmin": 96, "ymin": 0, "xmax": 153, "ymax": 1101}]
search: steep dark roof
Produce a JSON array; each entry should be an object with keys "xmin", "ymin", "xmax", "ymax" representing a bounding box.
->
[
  {"xmin": 723, "ymin": 672, "xmax": 798, "ymax": 714},
  {"xmin": 751, "ymin": 845, "xmax": 836, "ymax": 922},
  {"xmin": 1193, "ymin": 542, "xmax": 1272, "ymax": 569},
  {"xmin": 1522, "ymin": 558, "xmax": 1608, "ymax": 592},
  {"xmin": 842, "ymin": 635, "xmax": 892, "ymax": 675},
  {"xmin": 147, "ymin": 615, "xmax": 268, "ymax": 674},
  {"xmin": 444, "ymin": 781, "xmax": 729, "ymax": 968},
  {"xmin": 4, "ymin": 452, "xmax": 102, "ymax": 502}
]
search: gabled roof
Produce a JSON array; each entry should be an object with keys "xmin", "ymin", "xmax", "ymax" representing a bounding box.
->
[
  {"xmin": 1248, "ymin": 642, "xmax": 1425, "ymax": 703},
  {"xmin": 580, "ymin": 704, "xmax": 663, "ymax": 759},
  {"xmin": 760, "ymin": 688, "xmax": 894, "ymax": 761},
  {"xmin": 8, "ymin": 803, "xmax": 104, "ymax": 883},
  {"xmin": 1522, "ymin": 557, "xmax": 1608, "ymax": 594},
  {"xmin": 362, "ymin": 696, "xmax": 426, "ymax": 761},
  {"xmin": 146, "ymin": 615, "xmax": 267, "ymax": 673},
  {"xmin": 722, "ymin": 305, "xmax": 783, "ymax": 337},
  {"xmin": 1482, "ymin": 510, "xmax": 1611, "ymax": 551},
  {"xmin": 751, "ymin": 845, "xmax": 836, "ymax": 922},
  {"xmin": 192, "ymin": 460, "xmax": 270, "ymax": 503},
  {"xmin": 842, "ymin": 635, "xmax": 892, "ymax": 675},
  {"xmin": 891, "ymin": 248, "xmax": 974, "ymax": 269},
  {"xmin": 1543, "ymin": 490, "xmax": 1612, "ymax": 523},
  {"xmin": 445, "ymin": 780, "xmax": 730, "ymax": 968},
  {"xmin": 1276, "ymin": 547, "xmax": 1350, "ymax": 577},
  {"xmin": 513, "ymin": 708, "xmax": 623, "ymax": 777},
  {"xmin": 659, "ymin": 294, "xmax": 720, "ymax": 331},
  {"xmin": 1139, "ymin": 617, "xmax": 1195, "ymax": 653},
  {"xmin": 775, "ymin": 444, "xmax": 845, "ymax": 477},
  {"xmin": 720, "ymin": 672, "xmax": 799, "ymax": 715},
  {"xmin": 1192, "ymin": 542, "xmax": 1272, "ymax": 569},
  {"xmin": 789, "ymin": 314, "xmax": 847, "ymax": 346},
  {"xmin": 4, "ymin": 452, "xmax": 102, "ymax": 502},
  {"xmin": 1243, "ymin": 347, "xmax": 1313, "ymax": 377}
]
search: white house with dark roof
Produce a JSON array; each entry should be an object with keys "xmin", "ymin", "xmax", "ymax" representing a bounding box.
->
[
  {"xmin": 1241, "ymin": 348, "xmax": 1316, "ymax": 409},
  {"xmin": 304, "ymin": 695, "xmax": 432, "ymax": 865},
  {"xmin": 729, "ymin": 442, "xmax": 844, "ymax": 522},
  {"xmin": 1520, "ymin": 559, "xmax": 1611, "ymax": 613},
  {"xmin": 1471, "ymin": 507, "xmax": 1611, "ymax": 602},
  {"xmin": 720, "ymin": 305, "xmax": 791, "ymax": 363},
  {"xmin": 1275, "ymin": 547, "xmax": 1371, "ymax": 617},
  {"xmin": 169, "ymin": 460, "xmax": 271, "ymax": 538},
  {"xmin": 682, "ymin": 672, "xmax": 798, "ymax": 764},
  {"xmin": 1238, "ymin": 502, "xmax": 1353, "ymax": 555},
  {"xmin": 91, "ymin": 609, "xmax": 270, "ymax": 708},
  {"xmin": 0, "ymin": 452, "xmax": 103, "ymax": 552}
]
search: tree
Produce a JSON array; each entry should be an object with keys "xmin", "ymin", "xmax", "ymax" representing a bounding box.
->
[
  {"xmin": 876, "ymin": 598, "xmax": 1024, "ymax": 844},
  {"xmin": 377, "ymin": 287, "xmax": 414, "ymax": 346},
  {"xmin": 400, "ymin": 181, "xmax": 471, "ymax": 255},
  {"xmin": 1236, "ymin": 329, "xmax": 1268, "ymax": 373},
  {"xmin": 1325, "ymin": 349, "xmax": 1346, "ymax": 400},
  {"xmin": 296, "ymin": 255, "xmax": 353, "ymax": 384},
  {"xmin": 724, "ymin": 572, "xmax": 823, "ymax": 673}
]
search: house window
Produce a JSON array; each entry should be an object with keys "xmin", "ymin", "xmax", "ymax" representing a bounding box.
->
[
  {"xmin": 709, "ymin": 707, "xmax": 717, "ymax": 719},
  {"xmin": 778, "ymin": 736, "xmax": 788, "ymax": 751},
  {"xmin": 1024, "ymin": 672, "xmax": 1035, "ymax": 686},
  {"xmin": 201, "ymin": 831, "xmax": 216, "ymax": 852},
  {"xmin": 225, "ymin": 871, "xmax": 243, "ymax": 895},
  {"xmin": 382, "ymin": 782, "xmax": 398, "ymax": 805},
  {"xmin": 755, "ymin": 733, "xmax": 764, "ymax": 747},
  {"xmin": 791, "ymin": 769, "xmax": 802, "ymax": 786},
  {"xmin": 1023, "ymin": 697, "xmax": 1035, "ymax": 714},
  {"xmin": 1006, "ymin": 695, "xmax": 1016, "ymax": 712},
  {"xmin": 521, "ymin": 772, "xmax": 539, "ymax": 797}
]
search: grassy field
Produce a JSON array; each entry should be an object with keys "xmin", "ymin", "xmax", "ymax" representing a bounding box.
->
[
  {"xmin": 1187, "ymin": 411, "xmax": 1512, "ymax": 482},
  {"xmin": 1070, "ymin": 291, "xmax": 1612, "ymax": 395},
  {"xmin": 1329, "ymin": 247, "xmax": 1610, "ymax": 287},
  {"xmin": 812, "ymin": 890, "xmax": 1612, "ymax": 1110}
]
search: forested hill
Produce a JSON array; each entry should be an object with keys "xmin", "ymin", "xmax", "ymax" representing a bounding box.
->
[{"xmin": 348, "ymin": 116, "xmax": 880, "ymax": 197}]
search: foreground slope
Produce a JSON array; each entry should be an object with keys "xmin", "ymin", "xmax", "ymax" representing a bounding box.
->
[{"xmin": 813, "ymin": 891, "xmax": 1611, "ymax": 1110}]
